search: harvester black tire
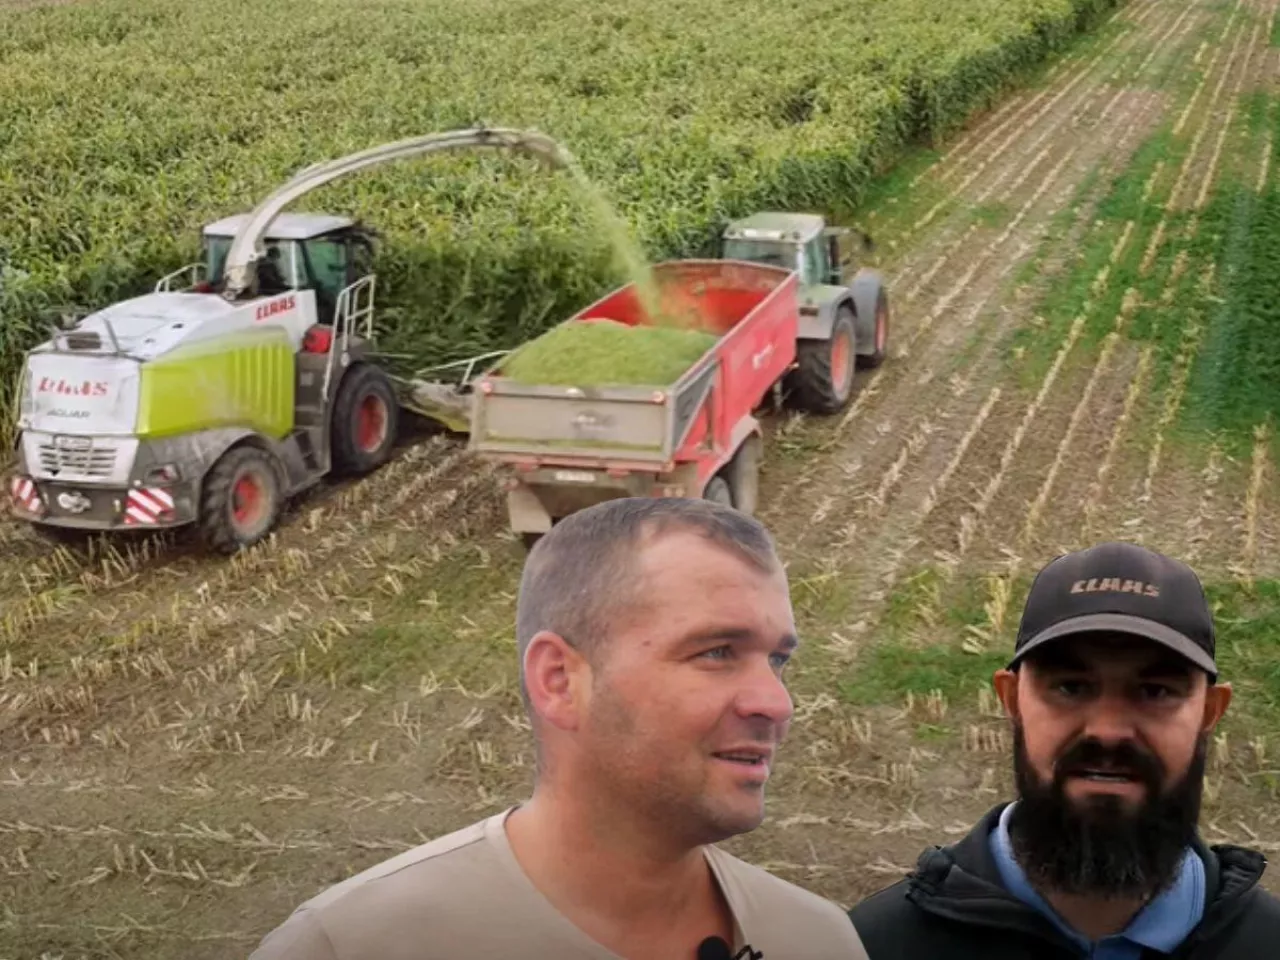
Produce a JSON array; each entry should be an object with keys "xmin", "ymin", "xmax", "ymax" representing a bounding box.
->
[
  {"xmin": 331, "ymin": 363, "xmax": 400, "ymax": 476},
  {"xmin": 198, "ymin": 445, "xmax": 283, "ymax": 555},
  {"xmin": 786, "ymin": 305, "xmax": 856, "ymax": 415},
  {"xmin": 857, "ymin": 286, "xmax": 890, "ymax": 370}
]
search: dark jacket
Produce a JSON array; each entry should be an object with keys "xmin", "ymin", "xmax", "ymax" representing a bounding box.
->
[{"xmin": 848, "ymin": 802, "xmax": 1280, "ymax": 959}]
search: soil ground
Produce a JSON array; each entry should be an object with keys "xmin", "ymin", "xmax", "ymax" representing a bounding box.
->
[{"xmin": 4, "ymin": 0, "xmax": 1280, "ymax": 956}]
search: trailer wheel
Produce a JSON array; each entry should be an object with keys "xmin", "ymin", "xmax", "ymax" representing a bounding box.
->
[
  {"xmin": 723, "ymin": 432, "xmax": 762, "ymax": 516},
  {"xmin": 787, "ymin": 305, "xmax": 856, "ymax": 414},
  {"xmin": 331, "ymin": 363, "xmax": 400, "ymax": 476},
  {"xmin": 199, "ymin": 445, "xmax": 283, "ymax": 555},
  {"xmin": 857, "ymin": 286, "xmax": 890, "ymax": 370},
  {"xmin": 703, "ymin": 475, "xmax": 734, "ymax": 507}
]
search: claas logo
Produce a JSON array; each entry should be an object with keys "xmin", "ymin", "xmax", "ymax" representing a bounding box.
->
[
  {"xmin": 37, "ymin": 377, "xmax": 109, "ymax": 397},
  {"xmin": 255, "ymin": 294, "xmax": 297, "ymax": 322}
]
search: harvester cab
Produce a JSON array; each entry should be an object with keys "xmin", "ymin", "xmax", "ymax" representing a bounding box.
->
[
  {"xmin": 6, "ymin": 126, "xmax": 583, "ymax": 554},
  {"xmin": 720, "ymin": 211, "xmax": 890, "ymax": 413}
]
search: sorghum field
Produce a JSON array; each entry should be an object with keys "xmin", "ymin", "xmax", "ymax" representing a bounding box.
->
[{"xmin": 2, "ymin": 0, "xmax": 1280, "ymax": 957}]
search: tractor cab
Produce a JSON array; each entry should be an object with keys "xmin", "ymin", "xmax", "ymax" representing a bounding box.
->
[
  {"xmin": 197, "ymin": 212, "xmax": 377, "ymax": 325},
  {"xmin": 720, "ymin": 211, "xmax": 864, "ymax": 290}
]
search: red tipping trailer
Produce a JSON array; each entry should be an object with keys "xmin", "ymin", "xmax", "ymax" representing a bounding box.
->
[{"xmin": 469, "ymin": 256, "xmax": 869, "ymax": 546}]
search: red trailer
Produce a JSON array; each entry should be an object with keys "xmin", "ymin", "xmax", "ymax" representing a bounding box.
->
[{"xmin": 469, "ymin": 257, "xmax": 860, "ymax": 545}]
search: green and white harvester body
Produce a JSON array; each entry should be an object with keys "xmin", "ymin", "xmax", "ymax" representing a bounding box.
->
[{"xmin": 7, "ymin": 128, "xmax": 574, "ymax": 553}]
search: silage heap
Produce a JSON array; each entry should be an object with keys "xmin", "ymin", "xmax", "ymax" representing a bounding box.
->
[{"xmin": 501, "ymin": 319, "xmax": 718, "ymax": 387}]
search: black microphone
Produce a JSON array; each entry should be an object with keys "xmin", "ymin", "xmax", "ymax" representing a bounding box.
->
[{"xmin": 697, "ymin": 936, "xmax": 763, "ymax": 960}]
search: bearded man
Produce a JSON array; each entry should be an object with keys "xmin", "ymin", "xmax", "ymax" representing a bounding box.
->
[{"xmin": 848, "ymin": 541, "xmax": 1280, "ymax": 958}]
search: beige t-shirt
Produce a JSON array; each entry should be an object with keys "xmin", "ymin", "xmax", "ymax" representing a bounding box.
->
[{"xmin": 248, "ymin": 807, "xmax": 868, "ymax": 959}]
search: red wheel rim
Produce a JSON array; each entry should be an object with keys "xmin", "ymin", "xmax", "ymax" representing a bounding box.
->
[
  {"xmin": 232, "ymin": 472, "xmax": 266, "ymax": 529},
  {"xmin": 876, "ymin": 301, "xmax": 888, "ymax": 352},
  {"xmin": 831, "ymin": 328, "xmax": 853, "ymax": 396},
  {"xmin": 357, "ymin": 394, "xmax": 388, "ymax": 453}
]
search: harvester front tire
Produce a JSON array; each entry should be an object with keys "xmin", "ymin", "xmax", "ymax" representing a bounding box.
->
[
  {"xmin": 331, "ymin": 364, "xmax": 400, "ymax": 476},
  {"xmin": 199, "ymin": 445, "xmax": 283, "ymax": 555},
  {"xmin": 787, "ymin": 305, "xmax": 856, "ymax": 415}
]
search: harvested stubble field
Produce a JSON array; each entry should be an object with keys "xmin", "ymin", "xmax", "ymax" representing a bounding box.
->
[{"xmin": 4, "ymin": 0, "xmax": 1280, "ymax": 957}]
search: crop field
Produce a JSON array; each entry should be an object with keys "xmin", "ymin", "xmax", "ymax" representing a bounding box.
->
[{"xmin": 3, "ymin": 0, "xmax": 1280, "ymax": 957}]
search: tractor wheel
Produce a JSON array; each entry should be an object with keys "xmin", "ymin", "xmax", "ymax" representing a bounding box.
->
[
  {"xmin": 331, "ymin": 364, "xmax": 400, "ymax": 476},
  {"xmin": 857, "ymin": 286, "xmax": 890, "ymax": 370},
  {"xmin": 521, "ymin": 532, "xmax": 544, "ymax": 551},
  {"xmin": 787, "ymin": 305, "xmax": 856, "ymax": 414},
  {"xmin": 198, "ymin": 445, "xmax": 283, "ymax": 555}
]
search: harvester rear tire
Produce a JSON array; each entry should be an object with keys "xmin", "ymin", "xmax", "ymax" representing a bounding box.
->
[
  {"xmin": 723, "ymin": 432, "xmax": 762, "ymax": 516},
  {"xmin": 331, "ymin": 363, "xmax": 400, "ymax": 476},
  {"xmin": 786, "ymin": 305, "xmax": 856, "ymax": 415},
  {"xmin": 199, "ymin": 445, "xmax": 283, "ymax": 555}
]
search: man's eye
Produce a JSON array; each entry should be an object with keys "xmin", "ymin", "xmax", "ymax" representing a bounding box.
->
[
  {"xmin": 1054, "ymin": 679, "xmax": 1089, "ymax": 697},
  {"xmin": 698, "ymin": 646, "xmax": 732, "ymax": 660},
  {"xmin": 1140, "ymin": 683, "xmax": 1174, "ymax": 700},
  {"xmin": 770, "ymin": 652, "xmax": 791, "ymax": 669}
]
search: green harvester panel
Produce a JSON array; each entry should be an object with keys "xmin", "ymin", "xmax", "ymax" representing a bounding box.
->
[{"xmin": 136, "ymin": 327, "xmax": 296, "ymax": 440}]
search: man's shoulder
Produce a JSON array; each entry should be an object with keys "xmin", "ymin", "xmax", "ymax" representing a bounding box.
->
[
  {"xmin": 708, "ymin": 846, "xmax": 869, "ymax": 956},
  {"xmin": 250, "ymin": 812, "xmax": 513, "ymax": 960},
  {"xmin": 300, "ymin": 813, "xmax": 497, "ymax": 913}
]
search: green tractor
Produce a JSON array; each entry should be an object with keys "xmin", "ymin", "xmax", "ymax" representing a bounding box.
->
[{"xmin": 720, "ymin": 211, "xmax": 890, "ymax": 412}]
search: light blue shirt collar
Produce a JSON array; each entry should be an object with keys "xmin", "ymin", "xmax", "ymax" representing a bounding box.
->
[{"xmin": 990, "ymin": 800, "xmax": 1205, "ymax": 955}]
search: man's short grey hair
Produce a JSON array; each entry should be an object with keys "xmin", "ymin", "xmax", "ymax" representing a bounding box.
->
[{"xmin": 514, "ymin": 496, "xmax": 780, "ymax": 712}]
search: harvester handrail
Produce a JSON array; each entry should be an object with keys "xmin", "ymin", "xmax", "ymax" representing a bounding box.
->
[{"xmin": 221, "ymin": 127, "xmax": 581, "ymax": 300}]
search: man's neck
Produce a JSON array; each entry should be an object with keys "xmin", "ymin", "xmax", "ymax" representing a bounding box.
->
[
  {"xmin": 1040, "ymin": 889, "xmax": 1148, "ymax": 942},
  {"xmin": 504, "ymin": 789, "xmax": 734, "ymax": 956}
]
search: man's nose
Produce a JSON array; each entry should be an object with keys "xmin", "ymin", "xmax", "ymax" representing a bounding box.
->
[
  {"xmin": 1081, "ymin": 688, "xmax": 1139, "ymax": 744},
  {"xmin": 735, "ymin": 659, "xmax": 794, "ymax": 725}
]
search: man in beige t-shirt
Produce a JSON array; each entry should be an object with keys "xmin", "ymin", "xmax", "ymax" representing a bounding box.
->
[{"xmin": 250, "ymin": 497, "xmax": 869, "ymax": 959}]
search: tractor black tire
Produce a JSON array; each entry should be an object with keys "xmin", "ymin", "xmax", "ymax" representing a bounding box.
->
[
  {"xmin": 786, "ymin": 304, "xmax": 856, "ymax": 415},
  {"xmin": 858, "ymin": 286, "xmax": 890, "ymax": 370},
  {"xmin": 198, "ymin": 445, "xmax": 283, "ymax": 555},
  {"xmin": 331, "ymin": 363, "xmax": 400, "ymax": 476},
  {"xmin": 521, "ymin": 532, "xmax": 544, "ymax": 552}
]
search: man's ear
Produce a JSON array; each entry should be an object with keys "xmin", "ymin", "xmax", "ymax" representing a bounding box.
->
[
  {"xmin": 1201, "ymin": 679, "xmax": 1232, "ymax": 733},
  {"xmin": 523, "ymin": 631, "xmax": 590, "ymax": 734},
  {"xmin": 993, "ymin": 668, "xmax": 1020, "ymax": 722}
]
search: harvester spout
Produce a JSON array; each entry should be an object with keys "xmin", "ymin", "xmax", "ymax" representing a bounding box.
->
[{"xmin": 222, "ymin": 127, "xmax": 579, "ymax": 300}]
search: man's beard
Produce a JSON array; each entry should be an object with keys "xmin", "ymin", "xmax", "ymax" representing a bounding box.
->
[{"xmin": 1009, "ymin": 724, "xmax": 1207, "ymax": 900}]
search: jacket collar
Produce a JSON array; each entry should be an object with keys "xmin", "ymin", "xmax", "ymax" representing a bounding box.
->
[{"xmin": 903, "ymin": 801, "xmax": 1269, "ymax": 949}]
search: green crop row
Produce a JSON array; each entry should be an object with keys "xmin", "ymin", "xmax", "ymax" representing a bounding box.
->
[{"xmin": 0, "ymin": 0, "xmax": 1125, "ymax": 448}]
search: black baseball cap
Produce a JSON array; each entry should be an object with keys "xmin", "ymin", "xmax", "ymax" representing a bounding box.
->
[{"xmin": 1008, "ymin": 541, "xmax": 1217, "ymax": 679}]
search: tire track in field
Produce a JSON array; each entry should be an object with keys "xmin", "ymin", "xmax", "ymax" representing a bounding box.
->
[
  {"xmin": 883, "ymin": 0, "xmax": 1175, "ymax": 289},
  {"xmin": 771, "ymin": 0, "xmax": 1243, "ymax": 655},
  {"xmin": 1058, "ymin": 0, "xmax": 1276, "ymax": 577},
  {"xmin": 762, "ymin": 0, "xmax": 1191, "ymax": 552},
  {"xmin": 938, "ymin": 0, "xmax": 1265, "ymax": 589}
]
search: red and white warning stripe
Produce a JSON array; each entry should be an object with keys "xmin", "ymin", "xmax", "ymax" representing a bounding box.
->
[
  {"xmin": 123, "ymin": 487, "xmax": 175, "ymax": 525},
  {"xmin": 8, "ymin": 476, "xmax": 43, "ymax": 515}
]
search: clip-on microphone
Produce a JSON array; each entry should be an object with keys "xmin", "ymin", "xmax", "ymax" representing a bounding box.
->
[{"xmin": 697, "ymin": 935, "xmax": 763, "ymax": 960}]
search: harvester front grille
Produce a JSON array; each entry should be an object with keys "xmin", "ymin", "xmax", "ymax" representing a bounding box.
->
[{"xmin": 37, "ymin": 439, "xmax": 119, "ymax": 479}]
